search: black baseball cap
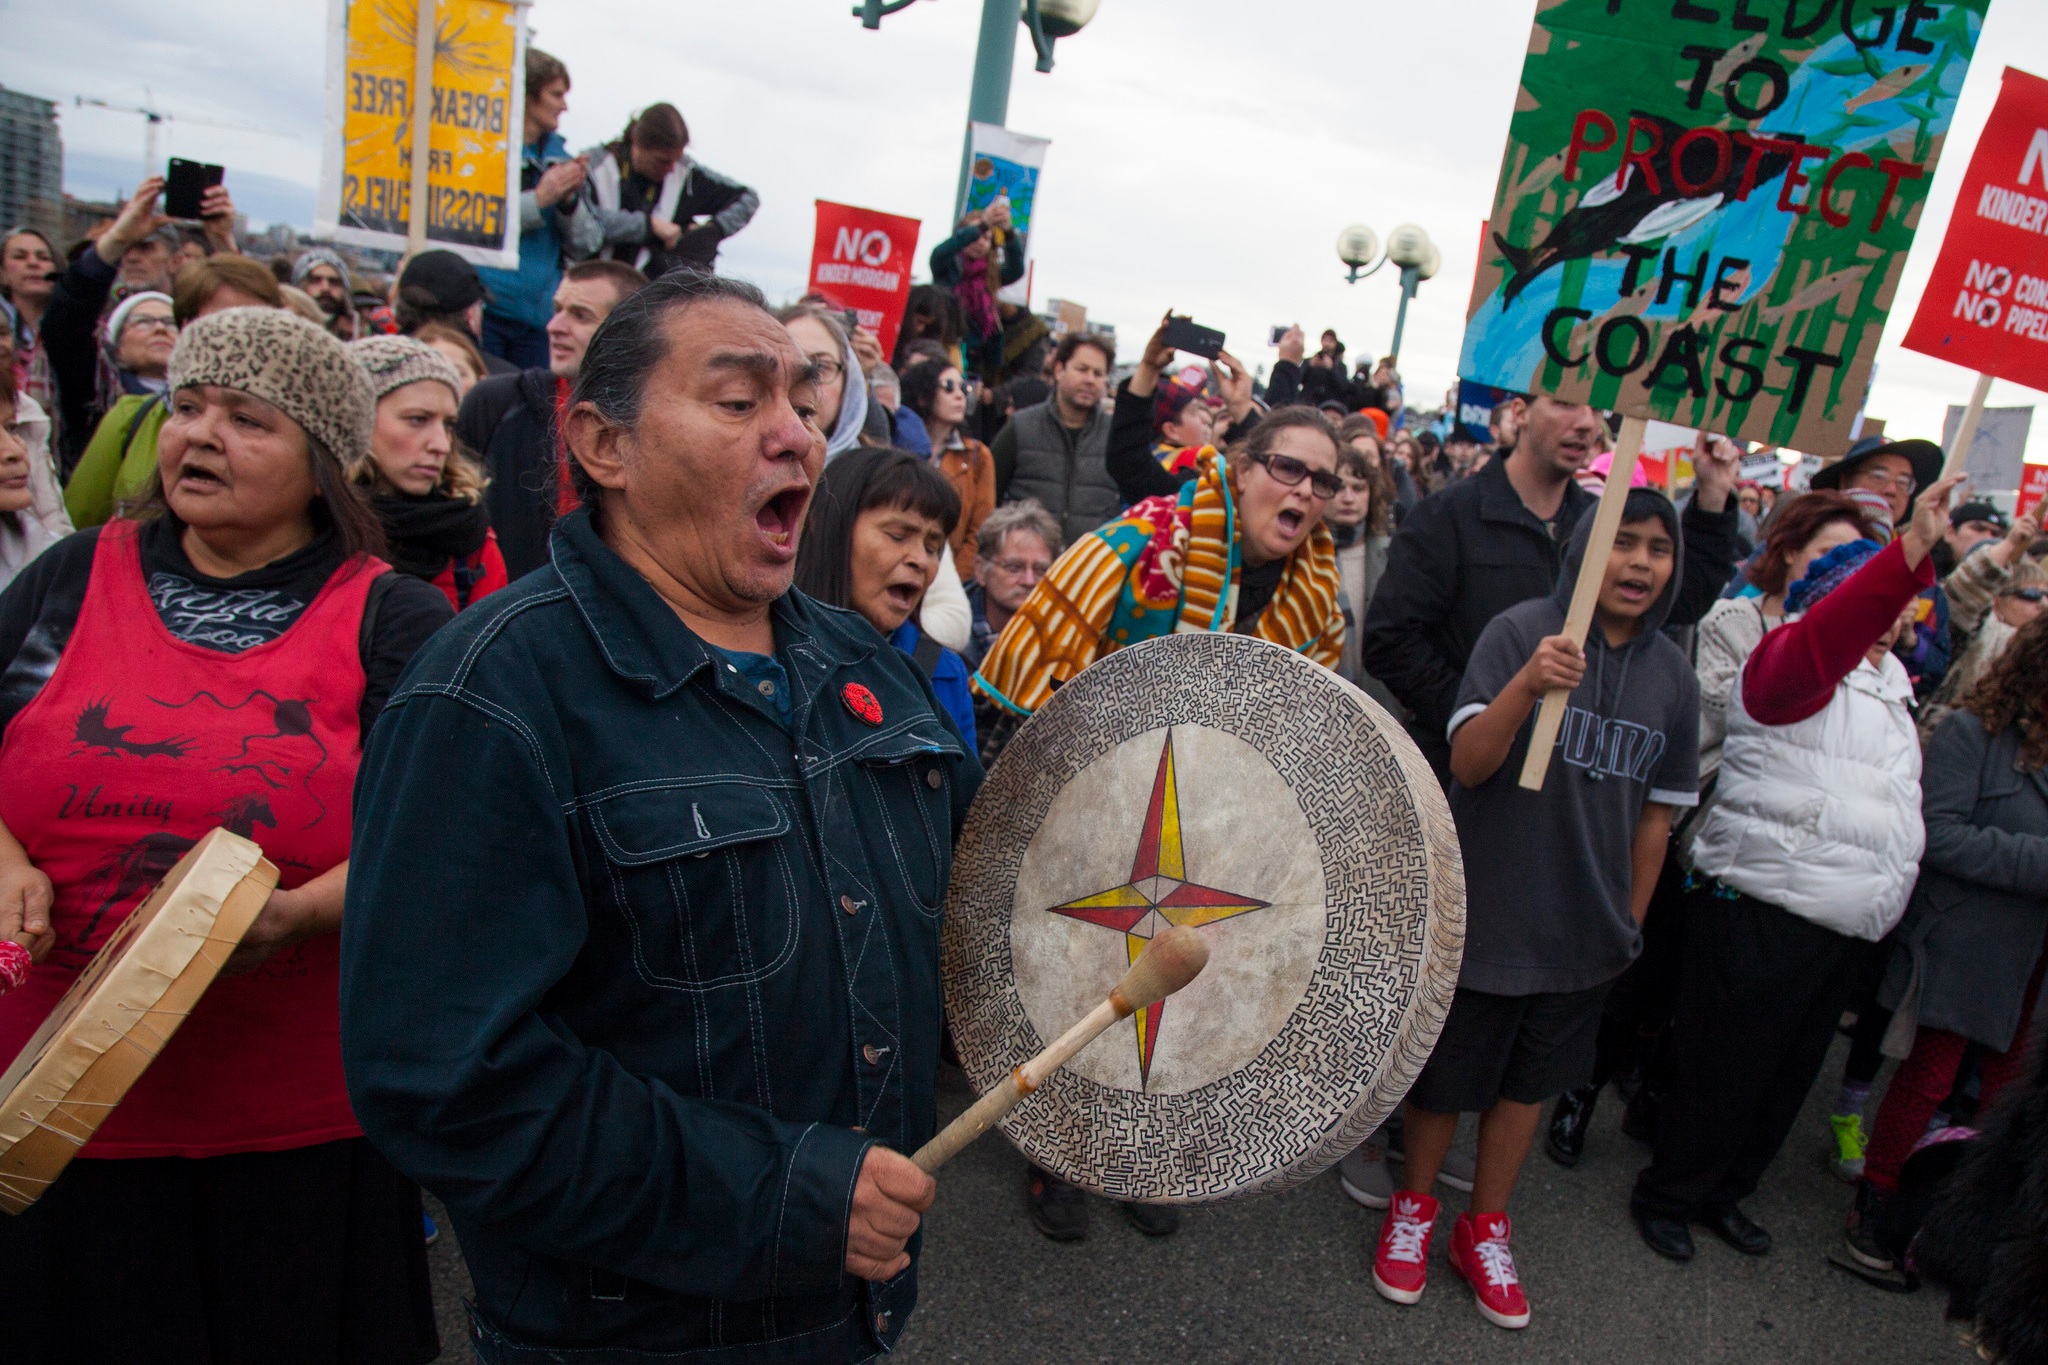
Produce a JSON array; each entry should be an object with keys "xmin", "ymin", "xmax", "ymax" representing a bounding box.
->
[
  {"xmin": 395, "ymin": 249, "xmax": 487, "ymax": 313},
  {"xmin": 1950, "ymin": 500, "xmax": 2009, "ymax": 531},
  {"xmin": 1809, "ymin": 436, "xmax": 1944, "ymax": 495}
]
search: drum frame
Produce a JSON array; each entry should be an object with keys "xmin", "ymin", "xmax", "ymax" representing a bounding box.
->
[{"xmin": 0, "ymin": 829, "xmax": 277, "ymax": 1214}]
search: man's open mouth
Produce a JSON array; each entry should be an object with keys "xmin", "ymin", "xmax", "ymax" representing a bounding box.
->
[{"xmin": 755, "ymin": 487, "xmax": 808, "ymax": 548}]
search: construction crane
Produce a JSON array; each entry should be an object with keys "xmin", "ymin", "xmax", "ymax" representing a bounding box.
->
[{"xmin": 74, "ymin": 93, "xmax": 292, "ymax": 180}]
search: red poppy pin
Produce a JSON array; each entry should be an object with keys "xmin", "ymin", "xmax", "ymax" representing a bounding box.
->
[{"xmin": 842, "ymin": 682, "xmax": 883, "ymax": 726}]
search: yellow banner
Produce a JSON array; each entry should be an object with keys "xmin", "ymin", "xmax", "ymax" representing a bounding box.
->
[{"xmin": 319, "ymin": 0, "xmax": 524, "ymax": 265}]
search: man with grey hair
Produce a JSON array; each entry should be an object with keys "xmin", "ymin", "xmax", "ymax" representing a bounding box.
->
[
  {"xmin": 967, "ymin": 498, "xmax": 1061, "ymax": 670},
  {"xmin": 343, "ymin": 270, "xmax": 980, "ymax": 1364}
]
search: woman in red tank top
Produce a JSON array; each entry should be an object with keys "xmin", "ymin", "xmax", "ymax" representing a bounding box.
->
[{"xmin": 0, "ymin": 308, "xmax": 448, "ymax": 1364}]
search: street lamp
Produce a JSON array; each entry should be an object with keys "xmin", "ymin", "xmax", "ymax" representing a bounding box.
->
[
  {"xmin": 857, "ymin": 0, "xmax": 1104, "ymax": 211},
  {"xmin": 1385, "ymin": 224, "xmax": 1436, "ymax": 360},
  {"xmin": 1336, "ymin": 225, "xmax": 1380, "ymax": 284},
  {"xmin": 1335, "ymin": 222, "xmax": 1437, "ymax": 358}
]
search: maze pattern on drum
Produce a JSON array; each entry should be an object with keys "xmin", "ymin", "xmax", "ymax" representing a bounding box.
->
[{"xmin": 943, "ymin": 632, "xmax": 1466, "ymax": 1203}]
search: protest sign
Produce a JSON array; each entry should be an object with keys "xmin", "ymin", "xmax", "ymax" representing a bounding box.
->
[
  {"xmin": 317, "ymin": 0, "xmax": 526, "ymax": 267},
  {"xmin": 1902, "ymin": 68, "xmax": 2048, "ymax": 394},
  {"xmin": 1454, "ymin": 379, "xmax": 1517, "ymax": 443},
  {"xmin": 807, "ymin": 201, "xmax": 921, "ymax": 359},
  {"xmin": 1639, "ymin": 420, "xmax": 1701, "ymax": 487},
  {"xmin": 1459, "ymin": 0, "xmax": 1988, "ymax": 453},
  {"xmin": 1941, "ymin": 403, "xmax": 2034, "ymax": 491},
  {"xmin": 2017, "ymin": 462, "xmax": 2048, "ymax": 519},
  {"xmin": 964, "ymin": 123, "xmax": 1049, "ymax": 307}
]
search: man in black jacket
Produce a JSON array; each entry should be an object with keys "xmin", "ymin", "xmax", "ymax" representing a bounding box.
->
[
  {"xmin": 1361, "ymin": 396, "xmax": 1740, "ymax": 778},
  {"xmin": 455, "ymin": 259, "xmax": 646, "ymax": 578}
]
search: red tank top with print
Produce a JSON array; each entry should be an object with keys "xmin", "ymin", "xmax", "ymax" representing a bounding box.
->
[{"xmin": 0, "ymin": 520, "xmax": 382, "ymax": 1157}]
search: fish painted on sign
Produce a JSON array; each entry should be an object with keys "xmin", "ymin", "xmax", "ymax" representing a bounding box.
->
[
  {"xmin": 1843, "ymin": 64, "xmax": 1930, "ymax": 113},
  {"xmin": 1760, "ymin": 264, "xmax": 1870, "ymax": 322},
  {"xmin": 1494, "ymin": 113, "xmax": 1793, "ymax": 304}
]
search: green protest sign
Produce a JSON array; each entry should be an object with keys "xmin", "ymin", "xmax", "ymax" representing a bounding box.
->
[{"xmin": 1459, "ymin": 0, "xmax": 1990, "ymax": 453}]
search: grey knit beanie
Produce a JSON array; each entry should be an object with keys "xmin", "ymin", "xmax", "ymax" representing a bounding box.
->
[
  {"xmin": 348, "ymin": 334, "xmax": 464, "ymax": 403},
  {"xmin": 168, "ymin": 307, "xmax": 375, "ymax": 466}
]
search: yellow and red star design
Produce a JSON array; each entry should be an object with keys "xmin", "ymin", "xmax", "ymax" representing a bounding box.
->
[{"xmin": 1044, "ymin": 728, "xmax": 1269, "ymax": 1088}]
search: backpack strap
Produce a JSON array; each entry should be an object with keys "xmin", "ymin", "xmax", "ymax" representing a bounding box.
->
[
  {"xmin": 119, "ymin": 392, "xmax": 167, "ymax": 461},
  {"xmin": 910, "ymin": 628, "xmax": 944, "ymax": 680},
  {"xmin": 358, "ymin": 570, "xmax": 399, "ymax": 667}
]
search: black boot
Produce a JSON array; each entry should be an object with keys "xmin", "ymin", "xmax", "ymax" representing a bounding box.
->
[
  {"xmin": 1027, "ymin": 1166, "xmax": 1088, "ymax": 1242},
  {"xmin": 1621, "ymin": 1081, "xmax": 1663, "ymax": 1144},
  {"xmin": 1844, "ymin": 1179, "xmax": 1895, "ymax": 1271},
  {"xmin": 1545, "ymin": 1084, "xmax": 1599, "ymax": 1167}
]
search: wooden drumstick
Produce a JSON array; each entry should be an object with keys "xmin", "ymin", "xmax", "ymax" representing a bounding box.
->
[{"xmin": 913, "ymin": 926, "xmax": 1210, "ymax": 1175}]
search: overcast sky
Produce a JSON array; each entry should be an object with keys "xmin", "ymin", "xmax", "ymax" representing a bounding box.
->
[{"xmin": 9, "ymin": 0, "xmax": 2048, "ymax": 462}]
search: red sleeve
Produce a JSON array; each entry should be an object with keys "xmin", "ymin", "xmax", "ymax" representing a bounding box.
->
[
  {"xmin": 1740, "ymin": 539, "xmax": 1934, "ymax": 726},
  {"xmin": 474, "ymin": 531, "xmax": 511, "ymax": 601}
]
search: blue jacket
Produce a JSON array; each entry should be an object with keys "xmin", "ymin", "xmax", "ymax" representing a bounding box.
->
[
  {"xmin": 478, "ymin": 131, "xmax": 591, "ymax": 330},
  {"xmin": 341, "ymin": 508, "xmax": 981, "ymax": 1362},
  {"xmin": 888, "ymin": 618, "xmax": 976, "ymax": 750}
]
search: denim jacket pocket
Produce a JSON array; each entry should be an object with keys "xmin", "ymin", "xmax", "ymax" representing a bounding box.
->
[
  {"xmin": 851, "ymin": 725, "xmax": 962, "ymax": 918},
  {"xmin": 589, "ymin": 783, "xmax": 802, "ymax": 991}
]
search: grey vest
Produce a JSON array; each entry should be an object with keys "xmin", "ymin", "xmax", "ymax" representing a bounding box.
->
[{"xmin": 1006, "ymin": 401, "xmax": 1121, "ymax": 545}]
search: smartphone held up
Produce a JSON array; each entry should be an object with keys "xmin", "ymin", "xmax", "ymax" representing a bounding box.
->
[
  {"xmin": 1160, "ymin": 316, "xmax": 1224, "ymax": 361},
  {"xmin": 163, "ymin": 159, "xmax": 225, "ymax": 220}
]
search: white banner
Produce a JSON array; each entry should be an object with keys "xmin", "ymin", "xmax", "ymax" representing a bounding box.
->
[{"xmin": 1942, "ymin": 405, "xmax": 2036, "ymax": 494}]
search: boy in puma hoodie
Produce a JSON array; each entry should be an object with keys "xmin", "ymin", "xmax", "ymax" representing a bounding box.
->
[{"xmin": 1371, "ymin": 488, "xmax": 1699, "ymax": 1330}]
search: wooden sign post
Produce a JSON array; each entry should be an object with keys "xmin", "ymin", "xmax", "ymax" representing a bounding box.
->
[
  {"xmin": 404, "ymin": 0, "xmax": 437, "ymax": 261},
  {"xmin": 1939, "ymin": 372, "xmax": 1995, "ymax": 481},
  {"xmin": 1518, "ymin": 416, "xmax": 1646, "ymax": 791}
]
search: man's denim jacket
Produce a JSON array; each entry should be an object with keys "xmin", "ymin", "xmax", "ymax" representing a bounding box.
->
[{"xmin": 342, "ymin": 509, "xmax": 981, "ymax": 1363}]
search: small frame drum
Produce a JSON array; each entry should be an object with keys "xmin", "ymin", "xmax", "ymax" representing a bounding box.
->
[
  {"xmin": 944, "ymin": 633, "xmax": 1465, "ymax": 1202},
  {"xmin": 0, "ymin": 828, "xmax": 277, "ymax": 1214}
]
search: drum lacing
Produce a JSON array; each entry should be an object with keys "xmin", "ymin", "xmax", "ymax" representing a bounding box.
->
[
  {"xmin": 0, "ymin": 1170, "xmax": 52, "ymax": 1201},
  {"xmin": 21, "ymin": 1095, "xmax": 110, "ymax": 1146}
]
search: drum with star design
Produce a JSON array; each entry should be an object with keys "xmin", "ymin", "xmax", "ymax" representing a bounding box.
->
[{"xmin": 943, "ymin": 632, "xmax": 1465, "ymax": 1203}]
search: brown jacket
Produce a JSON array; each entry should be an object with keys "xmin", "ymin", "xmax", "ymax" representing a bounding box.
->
[{"xmin": 937, "ymin": 434, "xmax": 996, "ymax": 576}]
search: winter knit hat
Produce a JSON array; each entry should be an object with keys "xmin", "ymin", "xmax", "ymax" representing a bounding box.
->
[
  {"xmin": 348, "ymin": 334, "xmax": 464, "ymax": 403},
  {"xmin": 1844, "ymin": 487, "xmax": 1897, "ymax": 544},
  {"xmin": 168, "ymin": 307, "xmax": 375, "ymax": 466},
  {"xmin": 104, "ymin": 290, "xmax": 173, "ymax": 346},
  {"xmin": 289, "ymin": 246, "xmax": 349, "ymax": 288},
  {"xmin": 1786, "ymin": 537, "xmax": 1883, "ymax": 615}
]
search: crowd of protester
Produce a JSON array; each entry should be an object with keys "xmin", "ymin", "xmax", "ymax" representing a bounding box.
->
[{"xmin": 0, "ymin": 37, "xmax": 2044, "ymax": 1365}]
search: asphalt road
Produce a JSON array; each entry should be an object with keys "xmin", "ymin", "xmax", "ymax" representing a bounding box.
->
[{"xmin": 425, "ymin": 1034, "xmax": 1974, "ymax": 1364}]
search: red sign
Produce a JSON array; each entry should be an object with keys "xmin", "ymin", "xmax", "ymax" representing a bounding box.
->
[
  {"xmin": 807, "ymin": 201, "xmax": 921, "ymax": 361},
  {"xmin": 1902, "ymin": 68, "xmax": 2048, "ymax": 392},
  {"xmin": 2018, "ymin": 463, "xmax": 2048, "ymax": 520}
]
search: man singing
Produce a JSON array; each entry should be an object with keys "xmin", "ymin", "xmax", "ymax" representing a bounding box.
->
[{"xmin": 342, "ymin": 272, "xmax": 980, "ymax": 1362}]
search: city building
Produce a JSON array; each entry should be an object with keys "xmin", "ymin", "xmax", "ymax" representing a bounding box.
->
[{"xmin": 0, "ymin": 85, "xmax": 63, "ymax": 245}]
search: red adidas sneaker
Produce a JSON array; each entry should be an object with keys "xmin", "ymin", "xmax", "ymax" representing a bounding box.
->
[
  {"xmin": 1371, "ymin": 1190, "xmax": 1439, "ymax": 1305},
  {"xmin": 1448, "ymin": 1211, "xmax": 1531, "ymax": 1329}
]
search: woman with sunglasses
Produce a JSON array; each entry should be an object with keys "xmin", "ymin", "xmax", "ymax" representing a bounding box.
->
[
  {"xmin": 901, "ymin": 359, "xmax": 995, "ymax": 576},
  {"xmin": 975, "ymin": 404, "xmax": 1346, "ymax": 721}
]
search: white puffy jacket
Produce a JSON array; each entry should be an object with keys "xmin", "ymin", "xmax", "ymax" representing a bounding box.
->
[{"xmin": 1689, "ymin": 652, "xmax": 1924, "ymax": 940}]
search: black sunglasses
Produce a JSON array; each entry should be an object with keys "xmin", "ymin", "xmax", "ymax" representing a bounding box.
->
[
  {"xmin": 2007, "ymin": 588, "xmax": 2046, "ymax": 603},
  {"xmin": 1252, "ymin": 451, "xmax": 1342, "ymax": 499}
]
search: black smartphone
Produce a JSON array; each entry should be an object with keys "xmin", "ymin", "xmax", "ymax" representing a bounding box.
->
[
  {"xmin": 1161, "ymin": 316, "xmax": 1224, "ymax": 361},
  {"xmin": 1269, "ymin": 325, "xmax": 1290, "ymax": 346},
  {"xmin": 164, "ymin": 158, "xmax": 225, "ymax": 219}
]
